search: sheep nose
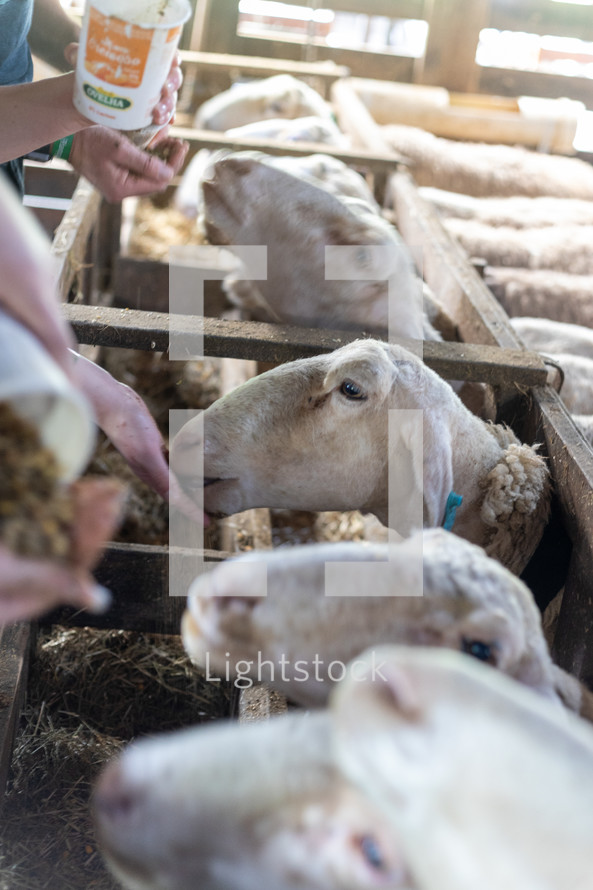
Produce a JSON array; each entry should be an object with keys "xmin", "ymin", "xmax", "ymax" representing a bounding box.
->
[
  {"xmin": 213, "ymin": 595, "xmax": 260, "ymax": 613},
  {"xmin": 93, "ymin": 760, "xmax": 143, "ymax": 826}
]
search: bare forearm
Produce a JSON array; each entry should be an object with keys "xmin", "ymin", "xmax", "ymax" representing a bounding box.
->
[
  {"xmin": 0, "ymin": 73, "xmax": 90, "ymax": 163},
  {"xmin": 28, "ymin": 0, "xmax": 81, "ymax": 72}
]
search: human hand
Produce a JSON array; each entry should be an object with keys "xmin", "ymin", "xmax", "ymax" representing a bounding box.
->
[
  {"xmin": 152, "ymin": 51, "xmax": 184, "ymax": 128},
  {"xmin": 73, "ymin": 354, "xmax": 208, "ymax": 526},
  {"xmin": 69, "ymin": 126, "xmax": 189, "ymax": 202},
  {"xmin": 0, "ymin": 176, "xmax": 75, "ymax": 377},
  {"xmin": 0, "ymin": 477, "xmax": 124, "ymax": 623}
]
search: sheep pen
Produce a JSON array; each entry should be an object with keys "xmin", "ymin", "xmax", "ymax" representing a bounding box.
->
[{"xmin": 0, "ymin": 338, "xmax": 388, "ymax": 889}]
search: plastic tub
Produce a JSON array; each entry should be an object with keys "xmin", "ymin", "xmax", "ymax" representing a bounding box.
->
[{"xmin": 0, "ymin": 311, "xmax": 96, "ymax": 481}]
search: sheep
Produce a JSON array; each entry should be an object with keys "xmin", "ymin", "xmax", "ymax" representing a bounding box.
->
[
  {"xmin": 225, "ymin": 115, "xmax": 349, "ymax": 147},
  {"xmin": 194, "ymin": 73, "xmax": 334, "ymax": 131},
  {"xmin": 334, "ymin": 645, "xmax": 593, "ymax": 890},
  {"xmin": 199, "ymin": 151, "xmax": 436, "ymax": 339},
  {"xmin": 93, "ymin": 709, "xmax": 411, "ymax": 890},
  {"xmin": 511, "ymin": 316, "xmax": 593, "ymax": 360},
  {"xmin": 510, "ymin": 318, "xmax": 593, "ymax": 421},
  {"xmin": 183, "ymin": 528, "xmax": 591, "ymax": 716},
  {"xmin": 94, "ymin": 645, "xmax": 593, "ymax": 890},
  {"xmin": 420, "ymin": 188, "xmax": 593, "ymax": 228},
  {"xmin": 175, "ymin": 116, "xmax": 349, "ymax": 219},
  {"xmin": 444, "ymin": 218, "xmax": 593, "ymax": 275},
  {"xmin": 485, "ymin": 267, "xmax": 593, "ymax": 326},
  {"xmin": 382, "ymin": 123, "xmax": 593, "ymax": 198},
  {"xmin": 171, "ymin": 339, "xmax": 550, "ymax": 574}
]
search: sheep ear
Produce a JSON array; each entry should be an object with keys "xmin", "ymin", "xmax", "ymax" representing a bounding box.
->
[
  {"xmin": 333, "ymin": 650, "xmax": 423, "ymax": 747},
  {"xmin": 223, "ymin": 274, "xmax": 281, "ymax": 321},
  {"xmin": 391, "ymin": 409, "xmax": 454, "ymax": 531},
  {"xmin": 480, "ymin": 442, "xmax": 551, "ymax": 574}
]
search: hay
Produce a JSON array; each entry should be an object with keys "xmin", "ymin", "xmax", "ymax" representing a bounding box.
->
[
  {"xmin": 0, "ymin": 402, "xmax": 73, "ymax": 561},
  {"xmin": 0, "ymin": 627, "xmax": 231, "ymax": 890},
  {"xmin": 127, "ymin": 199, "xmax": 206, "ymax": 261},
  {"xmin": 99, "ymin": 349, "xmax": 222, "ymax": 432},
  {"xmin": 270, "ymin": 509, "xmax": 388, "ymax": 547}
]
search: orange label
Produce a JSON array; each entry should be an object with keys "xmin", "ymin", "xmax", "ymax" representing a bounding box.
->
[
  {"xmin": 84, "ymin": 7, "xmax": 153, "ymax": 89},
  {"xmin": 167, "ymin": 25, "xmax": 182, "ymax": 43}
]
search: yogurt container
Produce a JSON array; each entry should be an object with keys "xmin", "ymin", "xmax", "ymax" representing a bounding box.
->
[
  {"xmin": 73, "ymin": 0, "xmax": 191, "ymax": 129},
  {"xmin": 0, "ymin": 311, "xmax": 96, "ymax": 482}
]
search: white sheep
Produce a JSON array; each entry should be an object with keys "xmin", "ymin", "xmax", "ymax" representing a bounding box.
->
[
  {"xmin": 93, "ymin": 709, "xmax": 410, "ymax": 890},
  {"xmin": 485, "ymin": 267, "xmax": 593, "ymax": 326},
  {"xmin": 183, "ymin": 528, "xmax": 589, "ymax": 716},
  {"xmin": 334, "ymin": 645, "xmax": 593, "ymax": 890},
  {"xmin": 383, "ymin": 123, "xmax": 593, "ymax": 198},
  {"xmin": 510, "ymin": 318, "xmax": 593, "ymax": 433},
  {"xmin": 420, "ymin": 187, "xmax": 593, "ymax": 228},
  {"xmin": 225, "ymin": 115, "xmax": 349, "ymax": 147},
  {"xmin": 171, "ymin": 339, "xmax": 550, "ymax": 574},
  {"xmin": 94, "ymin": 643, "xmax": 593, "ymax": 890},
  {"xmin": 194, "ymin": 74, "xmax": 335, "ymax": 132},
  {"xmin": 511, "ymin": 317, "xmax": 593, "ymax": 360},
  {"xmin": 175, "ymin": 116, "xmax": 349, "ymax": 219},
  {"xmin": 199, "ymin": 151, "xmax": 436, "ymax": 339},
  {"xmin": 444, "ymin": 218, "xmax": 593, "ymax": 275}
]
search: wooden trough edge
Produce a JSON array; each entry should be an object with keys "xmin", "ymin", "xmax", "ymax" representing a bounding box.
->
[
  {"xmin": 40, "ymin": 543, "xmax": 231, "ymax": 635},
  {"xmin": 169, "ymin": 125, "xmax": 408, "ymax": 168},
  {"xmin": 63, "ymin": 302, "xmax": 549, "ymax": 387},
  {"xmin": 0, "ymin": 623, "xmax": 31, "ymax": 802}
]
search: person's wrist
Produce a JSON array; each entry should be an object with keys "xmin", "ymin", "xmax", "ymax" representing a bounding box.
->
[{"xmin": 59, "ymin": 72, "xmax": 94, "ymax": 130}]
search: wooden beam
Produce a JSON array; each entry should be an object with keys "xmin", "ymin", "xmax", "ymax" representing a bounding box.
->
[
  {"xmin": 419, "ymin": 0, "xmax": 489, "ymax": 92},
  {"xmin": 41, "ymin": 543, "xmax": 230, "ymax": 635},
  {"xmin": 531, "ymin": 387, "xmax": 593, "ymax": 688},
  {"xmin": 479, "ymin": 66, "xmax": 593, "ymax": 111},
  {"xmin": 24, "ymin": 161, "xmax": 78, "ymax": 199},
  {"xmin": 63, "ymin": 302, "xmax": 549, "ymax": 385},
  {"xmin": 490, "ymin": 0, "xmax": 593, "ymax": 41},
  {"xmin": 171, "ymin": 124, "xmax": 407, "ymax": 167},
  {"xmin": 0, "ymin": 623, "xmax": 32, "ymax": 798},
  {"xmin": 391, "ymin": 170, "xmax": 523, "ymax": 350},
  {"xmin": 51, "ymin": 177, "xmax": 101, "ymax": 301},
  {"xmin": 234, "ymin": 0, "xmax": 425, "ymax": 16},
  {"xmin": 180, "ymin": 49, "xmax": 349, "ymax": 82},
  {"xmin": 331, "ymin": 79, "xmax": 396, "ymax": 154}
]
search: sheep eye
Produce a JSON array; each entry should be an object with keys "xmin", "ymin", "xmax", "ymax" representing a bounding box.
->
[
  {"xmin": 462, "ymin": 638, "xmax": 494, "ymax": 663},
  {"xmin": 360, "ymin": 835, "xmax": 385, "ymax": 871},
  {"xmin": 340, "ymin": 380, "xmax": 365, "ymax": 400}
]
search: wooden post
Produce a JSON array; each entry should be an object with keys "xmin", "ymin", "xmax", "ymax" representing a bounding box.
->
[{"xmin": 418, "ymin": 0, "xmax": 490, "ymax": 92}]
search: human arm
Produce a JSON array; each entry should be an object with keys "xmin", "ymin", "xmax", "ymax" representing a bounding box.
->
[
  {"xmin": 72, "ymin": 353, "xmax": 208, "ymax": 525},
  {"xmin": 0, "ymin": 173, "xmax": 74, "ymax": 375},
  {"xmin": 28, "ymin": 0, "xmax": 81, "ymax": 72}
]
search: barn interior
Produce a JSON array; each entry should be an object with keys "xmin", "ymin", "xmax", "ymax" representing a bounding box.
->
[{"xmin": 2, "ymin": 1, "xmax": 593, "ymax": 887}]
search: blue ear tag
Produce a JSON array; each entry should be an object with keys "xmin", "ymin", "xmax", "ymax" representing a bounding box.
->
[{"xmin": 443, "ymin": 491, "xmax": 463, "ymax": 531}]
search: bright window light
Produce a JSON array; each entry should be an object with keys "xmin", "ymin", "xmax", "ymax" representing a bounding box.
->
[{"xmin": 238, "ymin": 0, "xmax": 334, "ymax": 25}]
